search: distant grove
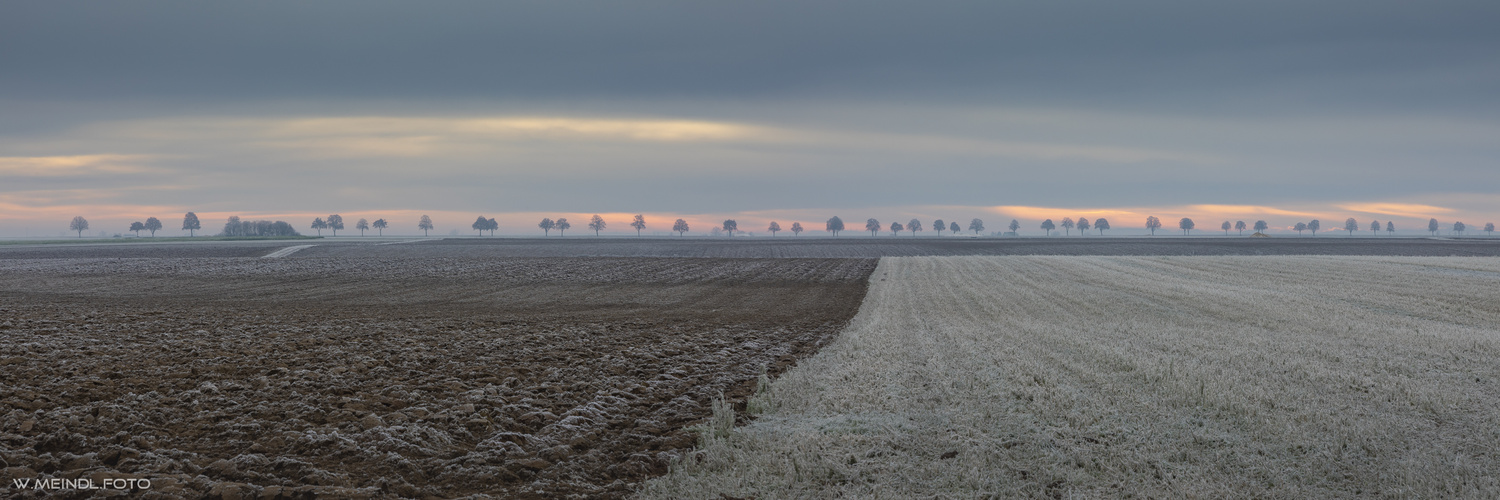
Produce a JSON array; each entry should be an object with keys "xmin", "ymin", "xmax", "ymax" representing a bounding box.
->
[{"xmin": 58, "ymin": 212, "xmax": 1499, "ymax": 238}]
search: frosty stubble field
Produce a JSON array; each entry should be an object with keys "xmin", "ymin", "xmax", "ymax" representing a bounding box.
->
[{"xmin": 643, "ymin": 255, "xmax": 1500, "ymax": 498}]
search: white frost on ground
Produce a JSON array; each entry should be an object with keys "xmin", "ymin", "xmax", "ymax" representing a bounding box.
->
[
  {"xmin": 640, "ymin": 256, "xmax": 1500, "ymax": 498},
  {"xmin": 261, "ymin": 245, "xmax": 316, "ymax": 258}
]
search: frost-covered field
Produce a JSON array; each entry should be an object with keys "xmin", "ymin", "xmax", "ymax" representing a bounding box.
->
[{"xmin": 643, "ymin": 256, "xmax": 1500, "ymax": 498}]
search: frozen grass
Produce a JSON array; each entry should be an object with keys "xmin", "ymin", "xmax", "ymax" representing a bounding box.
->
[{"xmin": 639, "ymin": 256, "xmax": 1500, "ymax": 498}]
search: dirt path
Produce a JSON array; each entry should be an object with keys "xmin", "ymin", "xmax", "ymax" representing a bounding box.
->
[{"xmin": 641, "ymin": 256, "xmax": 1500, "ymax": 498}]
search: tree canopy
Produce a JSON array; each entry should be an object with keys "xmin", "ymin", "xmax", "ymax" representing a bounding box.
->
[
  {"xmin": 826, "ymin": 216, "xmax": 844, "ymax": 236},
  {"xmin": 182, "ymin": 212, "xmax": 201, "ymax": 236},
  {"xmin": 589, "ymin": 214, "xmax": 607, "ymax": 236},
  {"xmin": 673, "ymin": 218, "xmax": 689, "ymax": 236}
]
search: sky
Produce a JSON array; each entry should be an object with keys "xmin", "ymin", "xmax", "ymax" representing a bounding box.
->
[{"xmin": 2, "ymin": 1, "xmax": 1498, "ymax": 237}]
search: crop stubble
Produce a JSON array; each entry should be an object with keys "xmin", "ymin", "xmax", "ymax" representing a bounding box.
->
[
  {"xmin": 643, "ymin": 256, "xmax": 1500, "ymax": 498},
  {"xmin": 0, "ymin": 250, "xmax": 875, "ymax": 498}
]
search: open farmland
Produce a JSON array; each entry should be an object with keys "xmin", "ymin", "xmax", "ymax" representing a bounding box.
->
[
  {"xmin": 0, "ymin": 247, "xmax": 874, "ymax": 498},
  {"xmin": 643, "ymin": 256, "xmax": 1500, "ymax": 498}
]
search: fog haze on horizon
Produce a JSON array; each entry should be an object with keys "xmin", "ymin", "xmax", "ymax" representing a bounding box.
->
[{"xmin": 2, "ymin": 1, "xmax": 1498, "ymax": 236}]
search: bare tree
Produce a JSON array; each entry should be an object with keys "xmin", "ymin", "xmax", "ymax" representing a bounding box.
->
[
  {"xmin": 1344, "ymin": 217, "xmax": 1358, "ymax": 235},
  {"xmin": 472, "ymin": 216, "xmax": 489, "ymax": 235},
  {"xmin": 1428, "ymin": 218, "xmax": 1439, "ymax": 235},
  {"xmin": 1369, "ymin": 220, "xmax": 1379, "ymax": 235},
  {"xmin": 950, "ymin": 221, "xmax": 960, "ymax": 234},
  {"xmin": 311, "ymin": 217, "xmax": 327, "ymax": 236},
  {"xmin": 1453, "ymin": 221, "xmax": 1466, "ymax": 236},
  {"xmin": 418, "ymin": 215, "xmax": 434, "ymax": 236},
  {"xmin": 1386, "ymin": 221, "xmax": 1395, "ymax": 235},
  {"xmin": 710, "ymin": 227, "xmax": 722, "ymax": 237},
  {"xmin": 1145, "ymin": 216, "xmax": 1162, "ymax": 235},
  {"xmin": 1221, "ymin": 221, "xmax": 1231, "ymax": 235},
  {"xmin": 182, "ymin": 212, "xmax": 201, "ymax": 237},
  {"xmin": 372, "ymin": 218, "xmax": 388, "ymax": 235},
  {"xmin": 487, "ymin": 218, "xmax": 498, "ymax": 235},
  {"xmin": 827, "ymin": 216, "xmax": 845, "ymax": 237},
  {"xmin": 888, "ymin": 221, "xmax": 902, "ymax": 235},
  {"xmin": 673, "ymin": 218, "xmax": 689, "ymax": 236},
  {"xmin": 722, "ymin": 219, "xmax": 737, "ymax": 237},
  {"xmin": 907, "ymin": 219, "xmax": 922, "ymax": 236},
  {"xmin": 555, "ymin": 217, "xmax": 570, "ymax": 236},
  {"xmin": 357, "ymin": 218, "xmax": 370, "ymax": 235},
  {"xmin": 1294, "ymin": 222, "xmax": 1307, "ymax": 236},
  {"xmin": 539, "ymin": 218, "xmax": 555, "ymax": 236},
  {"xmin": 791, "ymin": 222, "xmax": 803, "ymax": 236},
  {"xmin": 1254, "ymin": 220, "xmax": 1268, "ymax": 234},
  {"xmin": 768, "ymin": 221, "xmax": 781, "ymax": 236},
  {"xmin": 325, "ymin": 214, "xmax": 344, "ymax": 236},
  {"xmin": 1486, "ymin": 222, "xmax": 1496, "ymax": 236},
  {"xmin": 1060, "ymin": 217, "xmax": 1074, "ymax": 236},
  {"xmin": 969, "ymin": 218, "xmax": 985, "ymax": 235},
  {"xmin": 1307, "ymin": 219, "xmax": 1320, "ymax": 236},
  {"xmin": 129, "ymin": 221, "xmax": 144, "ymax": 237},
  {"xmin": 144, "ymin": 217, "xmax": 163, "ymax": 237},
  {"xmin": 1076, "ymin": 217, "xmax": 1090, "ymax": 234},
  {"xmin": 1040, "ymin": 219, "xmax": 1055, "ymax": 236},
  {"xmin": 1095, "ymin": 218, "xmax": 1110, "ymax": 235},
  {"xmin": 1179, "ymin": 217, "xmax": 1194, "ymax": 235},
  {"xmin": 1235, "ymin": 220, "xmax": 1246, "ymax": 235},
  {"xmin": 631, "ymin": 214, "xmax": 646, "ymax": 236},
  {"xmin": 865, "ymin": 218, "xmax": 881, "ymax": 236},
  {"xmin": 1007, "ymin": 219, "xmax": 1018, "ymax": 235},
  {"xmin": 932, "ymin": 219, "xmax": 945, "ymax": 236},
  {"xmin": 589, "ymin": 214, "xmax": 607, "ymax": 236}
]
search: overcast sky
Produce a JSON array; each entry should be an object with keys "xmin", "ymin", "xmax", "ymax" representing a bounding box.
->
[{"xmin": 3, "ymin": 1, "xmax": 1498, "ymax": 236}]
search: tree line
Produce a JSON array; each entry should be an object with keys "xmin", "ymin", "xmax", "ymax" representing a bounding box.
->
[{"xmin": 59, "ymin": 212, "xmax": 1500, "ymax": 238}]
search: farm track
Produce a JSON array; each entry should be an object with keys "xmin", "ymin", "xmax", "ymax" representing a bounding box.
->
[
  {"xmin": 642, "ymin": 256, "xmax": 1500, "ymax": 498},
  {"xmin": 0, "ymin": 252, "xmax": 875, "ymax": 498}
]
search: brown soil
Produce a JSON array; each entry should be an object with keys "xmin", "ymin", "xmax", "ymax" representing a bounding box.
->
[{"xmin": 0, "ymin": 253, "xmax": 875, "ymax": 498}]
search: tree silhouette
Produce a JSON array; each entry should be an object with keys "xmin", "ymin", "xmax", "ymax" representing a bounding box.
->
[
  {"xmin": 1386, "ymin": 221, "xmax": 1395, "ymax": 235},
  {"xmin": 768, "ymin": 221, "xmax": 781, "ymax": 236},
  {"xmin": 1007, "ymin": 219, "xmax": 1018, "ymax": 235},
  {"xmin": 589, "ymin": 214, "xmax": 607, "ymax": 236},
  {"xmin": 1060, "ymin": 217, "xmax": 1073, "ymax": 236},
  {"xmin": 722, "ymin": 219, "xmax": 737, "ymax": 237},
  {"xmin": 791, "ymin": 222, "xmax": 803, "ymax": 236},
  {"xmin": 673, "ymin": 218, "xmax": 689, "ymax": 236},
  {"xmin": 1294, "ymin": 222, "xmax": 1307, "ymax": 236},
  {"xmin": 865, "ymin": 218, "xmax": 881, "ymax": 236},
  {"xmin": 539, "ymin": 218, "xmax": 555, "ymax": 236},
  {"xmin": 1369, "ymin": 220, "xmax": 1380, "ymax": 235},
  {"xmin": 932, "ymin": 219, "xmax": 945, "ymax": 237},
  {"xmin": 311, "ymin": 217, "xmax": 327, "ymax": 236},
  {"xmin": 907, "ymin": 219, "xmax": 922, "ymax": 236},
  {"xmin": 1221, "ymin": 221, "xmax": 1231, "ymax": 235},
  {"xmin": 357, "ymin": 218, "xmax": 370, "ymax": 236},
  {"xmin": 69, "ymin": 216, "xmax": 89, "ymax": 237},
  {"xmin": 1428, "ymin": 218, "xmax": 1439, "ymax": 235},
  {"xmin": 889, "ymin": 221, "xmax": 903, "ymax": 236},
  {"xmin": 144, "ymin": 217, "xmax": 163, "ymax": 237},
  {"xmin": 1077, "ymin": 217, "xmax": 1090, "ymax": 234},
  {"xmin": 950, "ymin": 221, "xmax": 960, "ymax": 234},
  {"xmin": 1486, "ymin": 222, "xmax": 1496, "ymax": 236},
  {"xmin": 1040, "ymin": 219, "xmax": 1055, "ymax": 236},
  {"xmin": 472, "ymin": 216, "xmax": 490, "ymax": 235},
  {"xmin": 372, "ymin": 218, "xmax": 388, "ymax": 236},
  {"xmin": 1344, "ymin": 218, "xmax": 1358, "ymax": 235},
  {"xmin": 555, "ymin": 217, "xmax": 570, "ymax": 236},
  {"xmin": 1254, "ymin": 220, "xmax": 1268, "ymax": 234},
  {"xmin": 1235, "ymin": 220, "xmax": 1246, "ymax": 235},
  {"xmin": 827, "ymin": 216, "xmax": 845, "ymax": 237},
  {"xmin": 1453, "ymin": 221, "xmax": 1466, "ymax": 236},
  {"xmin": 1145, "ymin": 216, "xmax": 1162, "ymax": 235},
  {"xmin": 1095, "ymin": 218, "xmax": 1110, "ymax": 235},
  {"xmin": 1179, "ymin": 217, "xmax": 1194, "ymax": 235},
  {"xmin": 182, "ymin": 212, "xmax": 201, "ymax": 237},
  {"xmin": 969, "ymin": 218, "xmax": 985, "ymax": 235},
  {"xmin": 631, "ymin": 214, "xmax": 646, "ymax": 236},
  {"xmin": 1308, "ymin": 219, "xmax": 1320, "ymax": 236},
  {"xmin": 710, "ymin": 227, "xmax": 722, "ymax": 237},
  {"xmin": 418, "ymin": 215, "xmax": 434, "ymax": 236},
  {"xmin": 327, "ymin": 214, "xmax": 344, "ymax": 236},
  {"xmin": 129, "ymin": 221, "xmax": 145, "ymax": 237}
]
